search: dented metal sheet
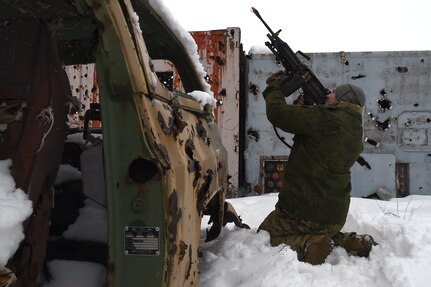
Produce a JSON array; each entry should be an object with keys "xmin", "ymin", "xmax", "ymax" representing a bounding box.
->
[
  {"xmin": 245, "ymin": 50, "xmax": 431, "ymax": 197},
  {"xmin": 87, "ymin": 0, "xmax": 231, "ymax": 286}
]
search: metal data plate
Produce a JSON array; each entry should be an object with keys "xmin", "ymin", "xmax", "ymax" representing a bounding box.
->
[{"xmin": 124, "ymin": 226, "xmax": 160, "ymax": 256}]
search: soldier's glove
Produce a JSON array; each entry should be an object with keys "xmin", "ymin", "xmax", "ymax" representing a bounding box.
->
[
  {"xmin": 263, "ymin": 71, "xmax": 289, "ymax": 100},
  {"xmin": 266, "ymin": 71, "xmax": 288, "ymax": 86},
  {"xmin": 293, "ymin": 94, "xmax": 305, "ymax": 105}
]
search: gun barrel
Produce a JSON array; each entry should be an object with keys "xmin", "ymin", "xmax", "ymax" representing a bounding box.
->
[{"xmin": 251, "ymin": 7, "xmax": 276, "ymax": 35}]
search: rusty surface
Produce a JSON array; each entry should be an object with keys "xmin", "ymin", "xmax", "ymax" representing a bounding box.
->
[
  {"xmin": 0, "ymin": 17, "xmax": 67, "ymax": 286},
  {"xmin": 191, "ymin": 31, "xmax": 226, "ymax": 123},
  {"xmin": 64, "ymin": 64, "xmax": 100, "ymax": 129},
  {"xmin": 191, "ymin": 28, "xmax": 241, "ymax": 191}
]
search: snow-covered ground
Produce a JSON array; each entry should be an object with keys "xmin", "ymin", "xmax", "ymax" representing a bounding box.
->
[
  {"xmin": 200, "ymin": 193, "xmax": 431, "ymax": 287},
  {"xmin": 0, "ymin": 160, "xmax": 32, "ymax": 270}
]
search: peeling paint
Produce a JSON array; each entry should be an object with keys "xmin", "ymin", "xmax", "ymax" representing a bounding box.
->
[
  {"xmin": 168, "ymin": 191, "xmax": 182, "ymax": 256},
  {"xmin": 196, "ymin": 120, "xmax": 207, "ymax": 140},
  {"xmin": 185, "ymin": 138, "xmax": 202, "ymax": 186},
  {"xmin": 186, "ymin": 245, "xmax": 192, "ymax": 280},
  {"xmin": 196, "ymin": 169, "xmax": 214, "ymax": 213},
  {"xmin": 185, "ymin": 139, "xmax": 194, "ymax": 159},
  {"xmin": 157, "ymin": 111, "xmax": 172, "ymax": 135},
  {"xmin": 178, "ymin": 240, "xmax": 188, "ymax": 263},
  {"xmin": 171, "ymin": 109, "xmax": 187, "ymax": 139}
]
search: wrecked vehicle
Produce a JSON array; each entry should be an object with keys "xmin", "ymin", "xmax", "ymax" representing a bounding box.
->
[{"xmin": 0, "ymin": 0, "xmax": 246, "ymax": 286}]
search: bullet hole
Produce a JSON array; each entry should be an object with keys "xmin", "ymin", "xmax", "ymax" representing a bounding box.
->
[
  {"xmin": 427, "ymin": 118, "xmax": 431, "ymax": 123},
  {"xmin": 249, "ymin": 84, "xmax": 259, "ymax": 96},
  {"xmin": 396, "ymin": 66, "xmax": 408, "ymax": 73},
  {"xmin": 156, "ymin": 72, "xmax": 174, "ymax": 90},
  {"xmin": 216, "ymin": 99, "xmax": 223, "ymax": 106},
  {"xmin": 376, "ymin": 118, "xmax": 391, "ymax": 131},
  {"xmin": 219, "ymin": 88, "xmax": 227, "ymax": 96},
  {"xmin": 380, "ymin": 89, "xmax": 387, "ymax": 96},
  {"xmin": 351, "ymin": 74, "xmax": 366, "ymax": 80},
  {"xmin": 368, "ymin": 113, "xmax": 391, "ymax": 131},
  {"xmin": 364, "ymin": 137, "xmax": 380, "ymax": 147},
  {"xmin": 377, "ymin": 98, "xmax": 392, "ymax": 112},
  {"xmin": 414, "ymin": 103, "xmax": 419, "ymax": 107},
  {"xmin": 204, "ymin": 75, "xmax": 212, "ymax": 84},
  {"xmin": 421, "ymin": 59, "xmax": 425, "ymax": 63},
  {"xmin": 128, "ymin": 158, "xmax": 159, "ymax": 184},
  {"xmin": 357, "ymin": 156, "xmax": 371, "ymax": 169},
  {"xmin": 344, "ymin": 61, "xmax": 349, "ymax": 65},
  {"xmin": 215, "ymin": 56, "xmax": 224, "ymax": 66},
  {"xmin": 247, "ymin": 128, "xmax": 260, "ymax": 142}
]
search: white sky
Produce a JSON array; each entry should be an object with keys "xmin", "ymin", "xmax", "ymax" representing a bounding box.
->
[{"xmin": 162, "ymin": 0, "xmax": 431, "ymax": 53}]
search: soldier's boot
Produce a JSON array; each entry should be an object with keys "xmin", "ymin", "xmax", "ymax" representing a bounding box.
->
[
  {"xmin": 0, "ymin": 268, "xmax": 16, "ymax": 287},
  {"xmin": 332, "ymin": 232, "xmax": 378, "ymax": 257},
  {"xmin": 295, "ymin": 234, "xmax": 334, "ymax": 265}
]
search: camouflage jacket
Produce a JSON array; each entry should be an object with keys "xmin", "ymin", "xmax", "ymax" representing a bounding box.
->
[{"xmin": 263, "ymin": 84, "xmax": 363, "ymax": 226}]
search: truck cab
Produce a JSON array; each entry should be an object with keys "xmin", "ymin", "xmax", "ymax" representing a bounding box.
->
[{"xmin": 0, "ymin": 1, "xmax": 245, "ymax": 286}]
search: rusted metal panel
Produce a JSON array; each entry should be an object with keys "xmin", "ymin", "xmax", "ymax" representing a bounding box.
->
[
  {"xmin": 191, "ymin": 28, "xmax": 241, "ymax": 194},
  {"xmin": 245, "ymin": 49, "xmax": 431, "ymax": 197},
  {"xmin": 64, "ymin": 64, "xmax": 100, "ymax": 129}
]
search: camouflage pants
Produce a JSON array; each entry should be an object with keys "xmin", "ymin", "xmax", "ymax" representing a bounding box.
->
[
  {"xmin": 259, "ymin": 207, "xmax": 377, "ymax": 262},
  {"xmin": 258, "ymin": 207, "xmax": 343, "ymax": 261}
]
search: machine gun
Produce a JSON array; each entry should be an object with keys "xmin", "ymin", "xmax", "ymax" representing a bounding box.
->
[
  {"xmin": 251, "ymin": 7, "xmax": 330, "ymax": 105},
  {"xmin": 252, "ymin": 8, "xmax": 371, "ymax": 168}
]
